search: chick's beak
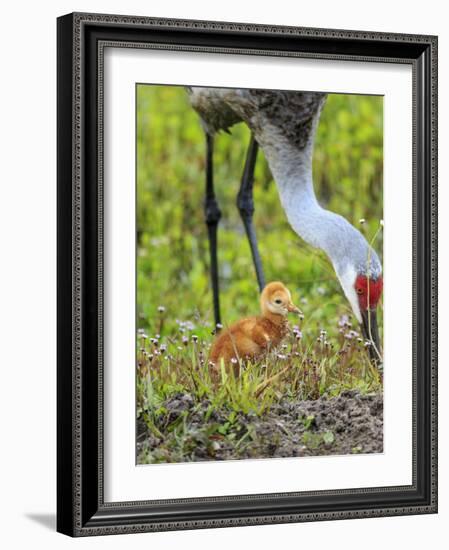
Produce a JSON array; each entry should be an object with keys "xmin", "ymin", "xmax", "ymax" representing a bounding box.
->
[
  {"xmin": 287, "ymin": 302, "xmax": 302, "ymax": 314},
  {"xmin": 361, "ymin": 308, "xmax": 381, "ymax": 364}
]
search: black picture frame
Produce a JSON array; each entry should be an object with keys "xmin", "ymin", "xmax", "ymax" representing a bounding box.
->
[{"xmin": 57, "ymin": 12, "xmax": 438, "ymax": 537}]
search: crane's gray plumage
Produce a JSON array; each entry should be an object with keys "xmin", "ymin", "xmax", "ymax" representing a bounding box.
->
[
  {"xmin": 188, "ymin": 87, "xmax": 382, "ymax": 323},
  {"xmin": 188, "ymin": 87, "xmax": 324, "ymax": 149}
]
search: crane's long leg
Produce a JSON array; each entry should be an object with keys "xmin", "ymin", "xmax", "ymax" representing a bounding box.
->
[
  {"xmin": 204, "ymin": 133, "xmax": 222, "ymax": 326},
  {"xmin": 237, "ymin": 135, "xmax": 266, "ymax": 291}
]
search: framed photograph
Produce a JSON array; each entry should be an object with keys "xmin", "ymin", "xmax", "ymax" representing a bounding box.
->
[{"xmin": 57, "ymin": 12, "xmax": 438, "ymax": 536}]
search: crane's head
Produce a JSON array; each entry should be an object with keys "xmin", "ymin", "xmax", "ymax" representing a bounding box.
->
[
  {"xmin": 354, "ymin": 272, "xmax": 383, "ymax": 362},
  {"xmin": 337, "ymin": 254, "xmax": 383, "ymax": 363}
]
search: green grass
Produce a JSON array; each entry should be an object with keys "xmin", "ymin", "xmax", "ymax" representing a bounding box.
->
[
  {"xmin": 137, "ymin": 311, "xmax": 382, "ymax": 426},
  {"xmin": 136, "ymin": 85, "xmax": 384, "ymax": 462},
  {"xmin": 136, "ymin": 313, "xmax": 382, "ymax": 463}
]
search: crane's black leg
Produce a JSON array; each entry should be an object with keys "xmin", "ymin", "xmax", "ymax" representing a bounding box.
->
[
  {"xmin": 204, "ymin": 133, "xmax": 222, "ymax": 326},
  {"xmin": 237, "ymin": 134, "xmax": 266, "ymax": 291}
]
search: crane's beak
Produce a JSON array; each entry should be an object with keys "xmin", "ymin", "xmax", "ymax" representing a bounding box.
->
[{"xmin": 360, "ymin": 308, "xmax": 382, "ymax": 365}]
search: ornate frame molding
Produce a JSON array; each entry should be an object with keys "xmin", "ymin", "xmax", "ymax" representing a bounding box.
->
[{"xmin": 57, "ymin": 12, "xmax": 437, "ymax": 536}]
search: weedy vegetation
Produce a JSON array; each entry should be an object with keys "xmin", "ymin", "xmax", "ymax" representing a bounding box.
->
[{"xmin": 137, "ymin": 311, "xmax": 382, "ymax": 463}]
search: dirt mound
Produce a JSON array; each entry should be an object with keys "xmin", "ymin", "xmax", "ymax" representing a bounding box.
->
[{"xmin": 137, "ymin": 390, "xmax": 383, "ymax": 463}]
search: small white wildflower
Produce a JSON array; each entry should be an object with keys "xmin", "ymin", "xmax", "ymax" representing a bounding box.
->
[
  {"xmin": 359, "ymin": 218, "xmax": 366, "ymax": 225},
  {"xmin": 191, "ymin": 334, "xmax": 198, "ymax": 343},
  {"xmin": 344, "ymin": 330, "xmax": 360, "ymax": 340},
  {"xmin": 216, "ymin": 323, "xmax": 223, "ymax": 329},
  {"xmin": 338, "ymin": 314, "xmax": 350, "ymax": 328},
  {"xmin": 157, "ymin": 305, "xmax": 165, "ymax": 313},
  {"xmin": 230, "ymin": 358, "xmax": 238, "ymax": 365}
]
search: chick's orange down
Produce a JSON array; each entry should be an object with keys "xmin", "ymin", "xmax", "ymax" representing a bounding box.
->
[{"xmin": 209, "ymin": 282, "xmax": 300, "ymax": 376}]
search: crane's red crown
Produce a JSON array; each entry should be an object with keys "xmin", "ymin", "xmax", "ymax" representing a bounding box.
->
[{"xmin": 355, "ymin": 275, "xmax": 383, "ymax": 310}]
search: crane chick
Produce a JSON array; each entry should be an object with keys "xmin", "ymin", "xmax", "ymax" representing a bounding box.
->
[{"xmin": 209, "ymin": 282, "xmax": 301, "ymax": 376}]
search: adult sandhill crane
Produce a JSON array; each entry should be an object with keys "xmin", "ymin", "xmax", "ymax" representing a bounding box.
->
[{"xmin": 187, "ymin": 87, "xmax": 383, "ymax": 362}]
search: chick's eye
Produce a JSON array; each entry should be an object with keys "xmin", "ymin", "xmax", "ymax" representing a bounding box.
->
[
  {"xmin": 356, "ymin": 288, "xmax": 363, "ymax": 295},
  {"xmin": 274, "ymin": 299, "xmax": 282, "ymax": 304}
]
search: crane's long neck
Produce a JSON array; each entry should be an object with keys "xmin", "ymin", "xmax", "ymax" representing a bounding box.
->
[
  {"xmin": 275, "ymin": 164, "xmax": 360, "ymax": 275},
  {"xmin": 261, "ymin": 137, "xmax": 376, "ymax": 324},
  {"xmin": 257, "ymin": 126, "xmax": 363, "ymax": 273}
]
